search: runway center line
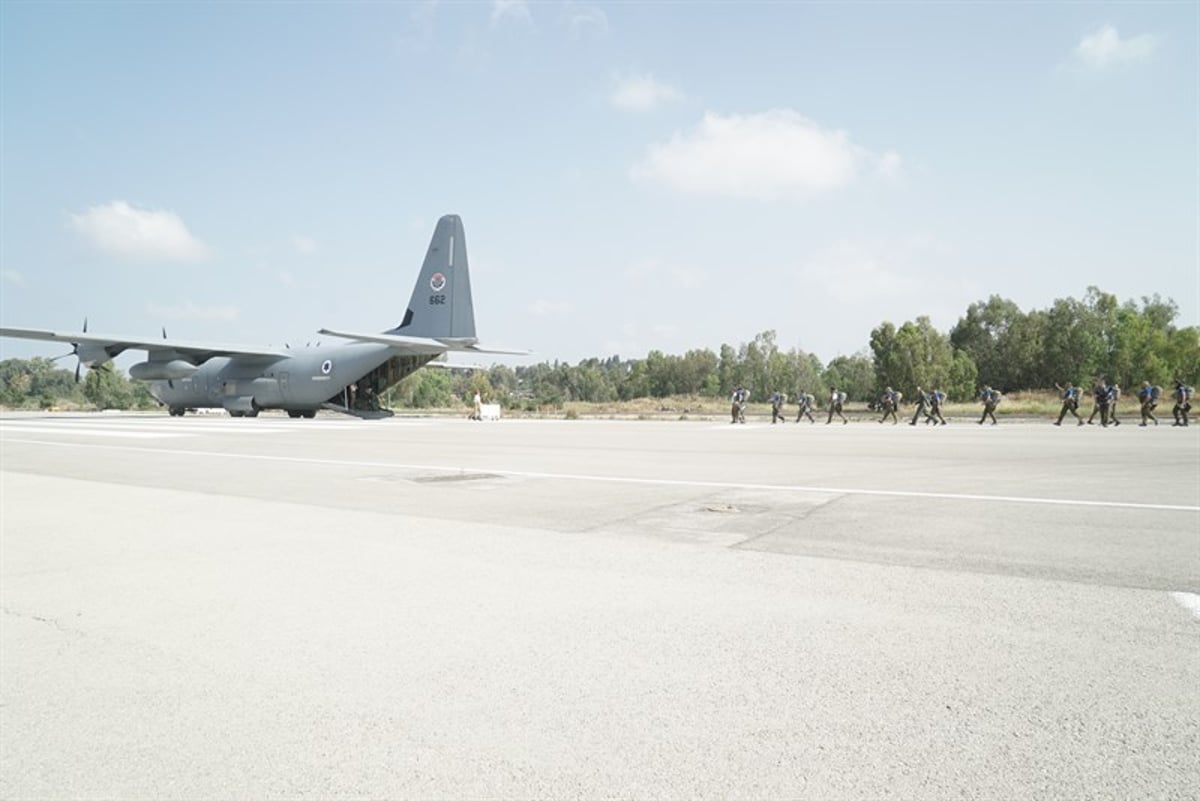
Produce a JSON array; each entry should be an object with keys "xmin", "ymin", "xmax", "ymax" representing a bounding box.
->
[
  {"xmin": 1170, "ymin": 592, "xmax": 1200, "ymax": 620},
  {"xmin": 4, "ymin": 437, "xmax": 1199, "ymax": 514}
]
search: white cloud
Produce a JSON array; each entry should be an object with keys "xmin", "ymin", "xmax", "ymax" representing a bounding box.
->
[
  {"xmin": 651, "ymin": 323, "xmax": 679, "ymax": 339},
  {"xmin": 600, "ymin": 322, "xmax": 643, "ymax": 357},
  {"xmin": 563, "ymin": 3, "xmax": 608, "ymax": 38},
  {"xmin": 145, "ymin": 301, "xmax": 239, "ymax": 321},
  {"xmin": 878, "ymin": 150, "xmax": 903, "ymax": 179},
  {"xmin": 631, "ymin": 110, "xmax": 889, "ymax": 199},
  {"xmin": 1075, "ymin": 25, "xmax": 1157, "ymax": 70},
  {"xmin": 623, "ymin": 258, "xmax": 706, "ymax": 290},
  {"xmin": 611, "ymin": 73, "xmax": 682, "ymax": 112},
  {"xmin": 491, "ymin": 0, "xmax": 532, "ymax": 27},
  {"xmin": 797, "ymin": 236, "xmax": 954, "ymax": 304},
  {"xmin": 397, "ymin": 1, "xmax": 438, "ymax": 54},
  {"xmin": 799, "ymin": 241, "xmax": 903, "ymax": 303},
  {"xmin": 292, "ymin": 235, "xmax": 316, "ymax": 256},
  {"xmin": 70, "ymin": 201, "xmax": 207, "ymax": 262},
  {"xmin": 529, "ymin": 299, "xmax": 573, "ymax": 317},
  {"xmin": 2, "ymin": 269, "xmax": 26, "ymax": 288}
]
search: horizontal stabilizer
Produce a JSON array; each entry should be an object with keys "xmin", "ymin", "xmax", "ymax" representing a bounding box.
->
[
  {"xmin": 455, "ymin": 344, "xmax": 532, "ymax": 356},
  {"xmin": 317, "ymin": 327, "xmax": 530, "ymax": 356},
  {"xmin": 424, "ymin": 360, "xmax": 490, "ymax": 371},
  {"xmin": 316, "ymin": 328, "xmax": 450, "ymax": 353}
]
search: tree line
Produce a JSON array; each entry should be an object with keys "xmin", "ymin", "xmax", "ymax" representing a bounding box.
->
[
  {"xmin": 0, "ymin": 357, "xmax": 156, "ymax": 410},
  {"xmin": 2, "ymin": 287, "xmax": 1195, "ymax": 411}
]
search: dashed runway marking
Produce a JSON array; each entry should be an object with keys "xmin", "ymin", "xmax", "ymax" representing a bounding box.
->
[
  {"xmin": 0, "ymin": 416, "xmax": 426, "ymax": 440},
  {"xmin": 0, "ymin": 425, "xmax": 194, "ymax": 439},
  {"xmin": 4, "ymin": 437, "xmax": 1198, "ymax": 514},
  {"xmin": 1170, "ymin": 592, "xmax": 1200, "ymax": 620}
]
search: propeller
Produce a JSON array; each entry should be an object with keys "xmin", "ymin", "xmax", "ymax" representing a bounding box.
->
[
  {"xmin": 49, "ymin": 317, "xmax": 114, "ymax": 383},
  {"xmin": 162, "ymin": 326, "xmax": 175, "ymax": 389},
  {"xmin": 49, "ymin": 317, "xmax": 89, "ymax": 382}
]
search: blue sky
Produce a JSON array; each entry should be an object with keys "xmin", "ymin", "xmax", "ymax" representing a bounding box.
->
[{"xmin": 2, "ymin": 1, "xmax": 1196, "ymax": 369}]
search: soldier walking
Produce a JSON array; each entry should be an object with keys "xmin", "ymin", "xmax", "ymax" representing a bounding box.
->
[
  {"xmin": 826, "ymin": 386, "xmax": 848, "ymax": 425},
  {"xmin": 770, "ymin": 390, "xmax": 787, "ymax": 424},
  {"xmin": 730, "ymin": 386, "xmax": 745, "ymax": 424},
  {"xmin": 1086, "ymin": 379, "xmax": 1111, "ymax": 426},
  {"xmin": 1138, "ymin": 381, "xmax": 1160, "ymax": 426},
  {"xmin": 878, "ymin": 387, "xmax": 900, "ymax": 424},
  {"xmin": 1054, "ymin": 383, "xmax": 1083, "ymax": 426},
  {"xmin": 795, "ymin": 390, "xmax": 817, "ymax": 423},
  {"xmin": 978, "ymin": 385, "xmax": 1000, "ymax": 425},
  {"xmin": 1108, "ymin": 383, "xmax": 1122, "ymax": 426},
  {"xmin": 909, "ymin": 386, "xmax": 932, "ymax": 426},
  {"xmin": 1173, "ymin": 381, "xmax": 1193, "ymax": 426},
  {"xmin": 928, "ymin": 387, "xmax": 948, "ymax": 425}
]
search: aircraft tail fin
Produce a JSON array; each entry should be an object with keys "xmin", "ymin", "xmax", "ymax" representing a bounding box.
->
[{"xmin": 387, "ymin": 215, "xmax": 477, "ymax": 341}]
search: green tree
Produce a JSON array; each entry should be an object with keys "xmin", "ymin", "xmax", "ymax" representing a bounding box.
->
[
  {"xmin": 950, "ymin": 296, "xmax": 1040, "ymax": 391},
  {"xmin": 717, "ymin": 344, "xmax": 737, "ymax": 395},
  {"xmin": 947, "ymin": 350, "xmax": 979, "ymax": 401},
  {"xmin": 82, "ymin": 365, "xmax": 134, "ymax": 409},
  {"xmin": 0, "ymin": 357, "xmax": 84, "ymax": 408},
  {"xmin": 394, "ymin": 369, "xmax": 455, "ymax": 408},
  {"xmin": 1164, "ymin": 327, "xmax": 1200, "ymax": 384},
  {"xmin": 871, "ymin": 317, "xmax": 958, "ymax": 396},
  {"xmin": 739, "ymin": 330, "xmax": 778, "ymax": 400},
  {"xmin": 821, "ymin": 353, "xmax": 874, "ymax": 402}
]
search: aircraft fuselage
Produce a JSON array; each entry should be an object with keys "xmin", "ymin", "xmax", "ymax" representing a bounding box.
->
[{"xmin": 148, "ymin": 342, "xmax": 434, "ymax": 416}]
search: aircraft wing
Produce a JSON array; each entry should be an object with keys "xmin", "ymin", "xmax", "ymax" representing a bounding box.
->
[
  {"xmin": 317, "ymin": 328, "xmax": 531, "ymax": 356},
  {"xmin": 423, "ymin": 358, "xmax": 491, "ymax": 371},
  {"xmin": 0, "ymin": 326, "xmax": 290, "ymax": 363}
]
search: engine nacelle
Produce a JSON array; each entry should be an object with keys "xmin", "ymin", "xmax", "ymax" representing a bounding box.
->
[
  {"xmin": 129, "ymin": 360, "xmax": 198, "ymax": 381},
  {"xmin": 76, "ymin": 343, "xmax": 112, "ymax": 367},
  {"xmin": 223, "ymin": 396, "xmax": 257, "ymax": 414}
]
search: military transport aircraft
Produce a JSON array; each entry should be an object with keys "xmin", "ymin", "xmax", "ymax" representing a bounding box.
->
[{"xmin": 0, "ymin": 215, "xmax": 524, "ymax": 418}]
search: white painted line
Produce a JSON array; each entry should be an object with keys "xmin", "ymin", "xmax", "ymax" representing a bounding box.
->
[
  {"xmin": 3, "ymin": 437, "xmax": 1199, "ymax": 514},
  {"xmin": 0, "ymin": 418, "xmax": 419, "ymax": 428},
  {"xmin": 0, "ymin": 419, "xmax": 418, "ymax": 434},
  {"xmin": 0, "ymin": 427, "xmax": 193, "ymax": 440},
  {"xmin": 0, "ymin": 422, "xmax": 283, "ymax": 435},
  {"xmin": 1170, "ymin": 592, "xmax": 1200, "ymax": 620}
]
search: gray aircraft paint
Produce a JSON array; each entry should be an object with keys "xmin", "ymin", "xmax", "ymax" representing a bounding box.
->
[
  {"xmin": 0, "ymin": 215, "xmax": 518, "ymax": 418},
  {"xmin": 390, "ymin": 215, "xmax": 475, "ymax": 341}
]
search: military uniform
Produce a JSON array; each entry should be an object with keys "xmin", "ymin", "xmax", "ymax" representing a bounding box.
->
[
  {"xmin": 978, "ymin": 386, "xmax": 1000, "ymax": 425},
  {"xmin": 1108, "ymin": 384, "xmax": 1122, "ymax": 426},
  {"xmin": 1086, "ymin": 380, "xmax": 1111, "ymax": 427},
  {"xmin": 878, "ymin": 387, "xmax": 900, "ymax": 424},
  {"xmin": 1138, "ymin": 381, "xmax": 1159, "ymax": 426},
  {"xmin": 1173, "ymin": 382, "xmax": 1193, "ymax": 426},
  {"xmin": 770, "ymin": 391, "xmax": 787, "ymax": 424},
  {"xmin": 928, "ymin": 389, "xmax": 947, "ymax": 425},
  {"xmin": 909, "ymin": 386, "xmax": 931, "ymax": 426},
  {"xmin": 826, "ymin": 388, "xmax": 848, "ymax": 425},
  {"xmin": 795, "ymin": 391, "xmax": 816, "ymax": 423},
  {"xmin": 1054, "ymin": 383, "xmax": 1083, "ymax": 426}
]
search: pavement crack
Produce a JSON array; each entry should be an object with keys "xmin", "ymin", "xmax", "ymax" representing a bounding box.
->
[
  {"xmin": 1, "ymin": 605, "xmax": 86, "ymax": 638},
  {"xmin": 578, "ymin": 491, "xmax": 715, "ymax": 534},
  {"xmin": 729, "ymin": 493, "xmax": 848, "ymax": 550}
]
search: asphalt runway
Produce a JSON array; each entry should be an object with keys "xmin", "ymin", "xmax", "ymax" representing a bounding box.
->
[{"xmin": 2, "ymin": 411, "xmax": 1197, "ymax": 799}]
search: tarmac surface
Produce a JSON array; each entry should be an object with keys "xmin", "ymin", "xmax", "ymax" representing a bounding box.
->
[{"xmin": 1, "ymin": 411, "xmax": 1198, "ymax": 799}]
